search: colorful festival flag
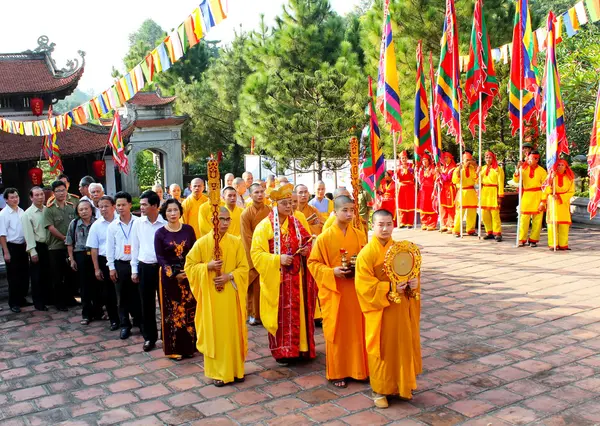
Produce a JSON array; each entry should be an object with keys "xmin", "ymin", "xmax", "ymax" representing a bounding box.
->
[
  {"xmin": 587, "ymin": 0, "xmax": 600, "ymax": 22},
  {"xmin": 541, "ymin": 11, "xmax": 569, "ymax": 171},
  {"xmin": 465, "ymin": 0, "xmax": 499, "ymax": 136},
  {"xmin": 563, "ymin": 10, "xmax": 579, "ymax": 37},
  {"xmin": 360, "ymin": 77, "xmax": 386, "ymax": 197},
  {"xmin": 435, "ymin": 0, "xmax": 463, "ymax": 142},
  {"xmin": 108, "ymin": 114, "xmax": 129, "ymax": 174},
  {"xmin": 414, "ymin": 41, "xmax": 431, "ymax": 160},
  {"xmin": 509, "ymin": 0, "xmax": 539, "ymax": 136},
  {"xmin": 575, "ymin": 1, "xmax": 589, "ymax": 25},
  {"xmin": 588, "ymin": 83, "xmax": 600, "ymax": 219},
  {"xmin": 429, "ymin": 53, "xmax": 443, "ymax": 164}
]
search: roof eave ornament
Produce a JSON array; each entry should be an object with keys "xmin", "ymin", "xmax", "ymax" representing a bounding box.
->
[{"xmin": 26, "ymin": 35, "xmax": 85, "ymax": 78}]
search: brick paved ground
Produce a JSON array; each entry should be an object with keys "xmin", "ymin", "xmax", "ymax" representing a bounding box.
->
[{"xmin": 0, "ymin": 224, "xmax": 599, "ymax": 425}]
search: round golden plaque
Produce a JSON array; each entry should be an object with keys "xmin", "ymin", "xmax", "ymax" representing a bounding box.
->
[{"xmin": 383, "ymin": 240, "xmax": 422, "ymax": 303}]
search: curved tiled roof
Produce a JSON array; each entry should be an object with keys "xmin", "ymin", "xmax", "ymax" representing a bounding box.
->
[
  {"xmin": 0, "ymin": 53, "xmax": 84, "ymax": 95},
  {"xmin": 128, "ymin": 91, "xmax": 177, "ymax": 106}
]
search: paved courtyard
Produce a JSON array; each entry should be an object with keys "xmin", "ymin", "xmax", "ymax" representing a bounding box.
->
[{"xmin": 0, "ymin": 224, "xmax": 599, "ymax": 426}]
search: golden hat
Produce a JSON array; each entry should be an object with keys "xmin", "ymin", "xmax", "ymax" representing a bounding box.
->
[{"xmin": 269, "ymin": 183, "xmax": 294, "ymax": 201}]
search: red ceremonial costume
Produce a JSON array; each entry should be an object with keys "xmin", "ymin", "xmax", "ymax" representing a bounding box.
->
[
  {"xmin": 417, "ymin": 154, "xmax": 438, "ymax": 230},
  {"xmin": 397, "ymin": 153, "xmax": 416, "ymax": 227},
  {"xmin": 377, "ymin": 172, "xmax": 397, "ymax": 219},
  {"xmin": 438, "ymin": 152, "xmax": 457, "ymax": 232}
]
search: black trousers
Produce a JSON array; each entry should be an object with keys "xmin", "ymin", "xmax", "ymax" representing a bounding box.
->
[
  {"xmin": 74, "ymin": 251, "xmax": 102, "ymax": 320},
  {"xmin": 48, "ymin": 249, "xmax": 71, "ymax": 308},
  {"xmin": 6, "ymin": 242, "xmax": 29, "ymax": 308},
  {"xmin": 29, "ymin": 242, "xmax": 50, "ymax": 308},
  {"xmin": 138, "ymin": 262, "xmax": 160, "ymax": 342},
  {"xmin": 98, "ymin": 256, "xmax": 119, "ymax": 325},
  {"xmin": 115, "ymin": 260, "xmax": 142, "ymax": 329}
]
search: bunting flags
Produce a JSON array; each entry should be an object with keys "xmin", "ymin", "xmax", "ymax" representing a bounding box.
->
[
  {"xmin": 414, "ymin": 41, "xmax": 431, "ymax": 160},
  {"xmin": 541, "ymin": 12, "xmax": 569, "ymax": 171},
  {"xmin": 376, "ymin": 0, "xmax": 403, "ymax": 133},
  {"xmin": 509, "ymin": 0, "xmax": 539, "ymax": 137},
  {"xmin": 360, "ymin": 77, "xmax": 386, "ymax": 198},
  {"xmin": 587, "ymin": 0, "xmax": 600, "ymax": 21},
  {"xmin": 108, "ymin": 114, "xmax": 129, "ymax": 174},
  {"xmin": 429, "ymin": 53, "xmax": 443, "ymax": 164},
  {"xmin": 465, "ymin": 0, "xmax": 499, "ymax": 136},
  {"xmin": 588, "ymin": 84, "xmax": 600, "ymax": 219},
  {"xmin": 435, "ymin": 0, "xmax": 463, "ymax": 142},
  {"xmin": 563, "ymin": 9, "xmax": 580, "ymax": 37},
  {"xmin": 0, "ymin": 0, "xmax": 228, "ymax": 137}
]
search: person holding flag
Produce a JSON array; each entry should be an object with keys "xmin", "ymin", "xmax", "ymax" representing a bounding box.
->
[
  {"xmin": 514, "ymin": 151, "xmax": 547, "ymax": 247},
  {"xmin": 417, "ymin": 154, "xmax": 437, "ymax": 231},
  {"xmin": 396, "ymin": 152, "xmax": 416, "ymax": 228},
  {"xmin": 541, "ymin": 160, "xmax": 574, "ymax": 250},
  {"xmin": 436, "ymin": 152, "xmax": 457, "ymax": 233},
  {"xmin": 452, "ymin": 152, "xmax": 478, "ymax": 237},
  {"xmin": 477, "ymin": 151, "xmax": 504, "ymax": 241}
]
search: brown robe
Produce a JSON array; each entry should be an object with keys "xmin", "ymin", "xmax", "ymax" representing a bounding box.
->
[
  {"xmin": 240, "ymin": 202, "xmax": 271, "ymax": 320},
  {"xmin": 298, "ymin": 203, "xmax": 323, "ymax": 236}
]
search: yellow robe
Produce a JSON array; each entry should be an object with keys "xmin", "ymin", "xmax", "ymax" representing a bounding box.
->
[
  {"xmin": 307, "ymin": 223, "xmax": 368, "ymax": 381},
  {"xmin": 480, "ymin": 166, "xmax": 505, "ymax": 209},
  {"xmin": 198, "ymin": 202, "xmax": 242, "ymax": 237},
  {"xmin": 452, "ymin": 166, "xmax": 478, "ymax": 208},
  {"xmin": 515, "ymin": 165, "xmax": 548, "ymax": 214},
  {"xmin": 355, "ymin": 237, "xmax": 416, "ymax": 398},
  {"xmin": 543, "ymin": 175, "xmax": 574, "ymax": 224},
  {"xmin": 185, "ymin": 232, "xmax": 249, "ymax": 383},
  {"xmin": 322, "ymin": 212, "xmax": 336, "ymax": 232},
  {"xmin": 250, "ymin": 217, "xmax": 308, "ymax": 351},
  {"xmin": 182, "ymin": 194, "xmax": 208, "ymax": 238}
]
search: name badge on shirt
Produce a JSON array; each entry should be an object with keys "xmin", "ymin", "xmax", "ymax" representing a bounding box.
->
[{"xmin": 124, "ymin": 244, "xmax": 131, "ymax": 255}]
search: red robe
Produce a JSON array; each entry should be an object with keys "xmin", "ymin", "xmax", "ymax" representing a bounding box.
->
[
  {"xmin": 377, "ymin": 179, "xmax": 396, "ymax": 218},
  {"xmin": 418, "ymin": 167, "xmax": 436, "ymax": 214},
  {"xmin": 439, "ymin": 165, "xmax": 457, "ymax": 208},
  {"xmin": 397, "ymin": 166, "xmax": 416, "ymax": 212}
]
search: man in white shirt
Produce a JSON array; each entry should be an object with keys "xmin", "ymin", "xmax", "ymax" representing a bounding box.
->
[
  {"xmin": 106, "ymin": 192, "xmax": 141, "ymax": 340},
  {"xmin": 78, "ymin": 176, "xmax": 95, "ymax": 202},
  {"xmin": 0, "ymin": 188, "xmax": 30, "ymax": 313},
  {"xmin": 89, "ymin": 183, "xmax": 105, "ymax": 219},
  {"xmin": 87, "ymin": 195, "xmax": 119, "ymax": 331},
  {"xmin": 21, "ymin": 187, "xmax": 49, "ymax": 311},
  {"xmin": 131, "ymin": 190, "xmax": 165, "ymax": 351}
]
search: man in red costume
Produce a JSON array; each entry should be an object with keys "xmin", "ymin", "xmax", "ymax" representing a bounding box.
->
[
  {"xmin": 397, "ymin": 151, "xmax": 416, "ymax": 228},
  {"xmin": 417, "ymin": 154, "xmax": 438, "ymax": 230},
  {"xmin": 436, "ymin": 152, "xmax": 456, "ymax": 233}
]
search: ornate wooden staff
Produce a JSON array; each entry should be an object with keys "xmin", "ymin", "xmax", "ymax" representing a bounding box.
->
[
  {"xmin": 350, "ymin": 137, "xmax": 361, "ymax": 230},
  {"xmin": 207, "ymin": 157, "xmax": 224, "ymax": 292}
]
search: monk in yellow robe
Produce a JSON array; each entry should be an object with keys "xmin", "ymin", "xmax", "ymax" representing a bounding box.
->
[
  {"xmin": 542, "ymin": 159, "xmax": 575, "ymax": 250},
  {"xmin": 478, "ymin": 151, "xmax": 504, "ymax": 241},
  {"xmin": 295, "ymin": 184, "xmax": 323, "ymax": 235},
  {"xmin": 308, "ymin": 196, "xmax": 368, "ymax": 388},
  {"xmin": 251, "ymin": 183, "xmax": 317, "ymax": 364},
  {"xmin": 182, "ymin": 178, "xmax": 208, "ymax": 238},
  {"xmin": 240, "ymin": 183, "xmax": 271, "ymax": 326},
  {"xmin": 514, "ymin": 151, "xmax": 547, "ymax": 247},
  {"xmin": 186, "ymin": 207, "xmax": 249, "ymax": 386},
  {"xmin": 355, "ymin": 209, "xmax": 417, "ymax": 408},
  {"xmin": 321, "ymin": 187, "xmax": 352, "ymax": 232},
  {"xmin": 198, "ymin": 187, "xmax": 242, "ymax": 237},
  {"xmin": 452, "ymin": 151, "xmax": 479, "ymax": 236}
]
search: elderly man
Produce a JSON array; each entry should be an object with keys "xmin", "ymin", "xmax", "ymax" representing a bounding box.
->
[
  {"xmin": 169, "ymin": 183, "xmax": 183, "ymax": 202},
  {"xmin": 79, "ymin": 176, "xmax": 95, "ymax": 202},
  {"xmin": 152, "ymin": 184, "xmax": 165, "ymax": 204},
  {"xmin": 89, "ymin": 183, "xmax": 105, "ymax": 219},
  {"xmin": 182, "ymin": 178, "xmax": 208, "ymax": 238},
  {"xmin": 242, "ymin": 172, "xmax": 254, "ymax": 195},
  {"xmin": 224, "ymin": 173, "xmax": 235, "ymax": 188},
  {"xmin": 233, "ymin": 178, "xmax": 247, "ymax": 208}
]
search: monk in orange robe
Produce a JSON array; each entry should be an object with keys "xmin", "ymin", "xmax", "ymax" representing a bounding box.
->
[
  {"xmin": 308, "ymin": 196, "xmax": 368, "ymax": 388},
  {"xmin": 295, "ymin": 184, "xmax": 323, "ymax": 235}
]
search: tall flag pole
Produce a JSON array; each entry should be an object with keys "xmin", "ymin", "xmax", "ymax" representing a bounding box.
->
[
  {"xmin": 541, "ymin": 12, "xmax": 569, "ymax": 251},
  {"xmin": 466, "ymin": 0, "xmax": 498, "ymax": 238},
  {"xmin": 414, "ymin": 41, "xmax": 431, "ymax": 162},
  {"xmin": 360, "ymin": 77, "xmax": 385, "ymax": 200},
  {"xmin": 510, "ymin": 0, "xmax": 538, "ymax": 246},
  {"xmin": 436, "ymin": 0, "xmax": 463, "ymax": 235},
  {"xmin": 588, "ymin": 83, "xmax": 600, "ymax": 220},
  {"xmin": 108, "ymin": 114, "xmax": 130, "ymax": 174},
  {"xmin": 429, "ymin": 52, "xmax": 443, "ymax": 231},
  {"xmin": 42, "ymin": 106, "xmax": 64, "ymax": 174}
]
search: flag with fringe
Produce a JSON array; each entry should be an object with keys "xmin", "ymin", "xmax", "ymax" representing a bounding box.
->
[
  {"xmin": 43, "ymin": 133, "xmax": 64, "ymax": 174},
  {"xmin": 414, "ymin": 41, "xmax": 431, "ymax": 160},
  {"xmin": 588, "ymin": 83, "xmax": 600, "ymax": 219},
  {"xmin": 465, "ymin": 0, "xmax": 499, "ymax": 136},
  {"xmin": 435, "ymin": 0, "xmax": 463, "ymax": 142},
  {"xmin": 108, "ymin": 114, "xmax": 129, "ymax": 174},
  {"xmin": 541, "ymin": 11, "xmax": 569, "ymax": 171},
  {"xmin": 429, "ymin": 53, "xmax": 443, "ymax": 164},
  {"xmin": 361, "ymin": 77, "xmax": 386, "ymax": 197},
  {"xmin": 509, "ymin": 0, "xmax": 539, "ymax": 136}
]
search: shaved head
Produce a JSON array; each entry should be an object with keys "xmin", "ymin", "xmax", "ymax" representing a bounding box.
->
[
  {"xmin": 372, "ymin": 209, "xmax": 393, "ymax": 221},
  {"xmin": 333, "ymin": 187, "xmax": 351, "ymax": 199},
  {"xmin": 334, "ymin": 195, "xmax": 354, "ymax": 210}
]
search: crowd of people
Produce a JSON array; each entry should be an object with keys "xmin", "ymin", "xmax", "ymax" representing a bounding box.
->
[{"xmin": 378, "ymin": 143, "xmax": 576, "ymax": 250}]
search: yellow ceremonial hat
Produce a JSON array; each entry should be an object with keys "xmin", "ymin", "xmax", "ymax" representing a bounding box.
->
[{"xmin": 269, "ymin": 183, "xmax": 294, "ymax": 202}]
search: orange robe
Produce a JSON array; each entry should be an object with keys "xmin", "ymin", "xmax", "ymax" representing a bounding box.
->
[
  {"xmin": 240, "ymin": 202, "xmax": 272, "ymax": 320},
  {"xmin": 355, "ymin": 237, "xmax": 417, "ymax": 398},
  {"xmin": 307, "ymin": 223, "xmax": 368, "ymax": 381},
  {"xmin": 298, "ymin": 203, "xmax": 323, "ymax": 235}
]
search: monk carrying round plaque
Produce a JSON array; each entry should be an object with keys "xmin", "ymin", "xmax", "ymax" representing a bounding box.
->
[{"xmin": 383, "ymin": 240, "xmax": 421, "ymax": 303}]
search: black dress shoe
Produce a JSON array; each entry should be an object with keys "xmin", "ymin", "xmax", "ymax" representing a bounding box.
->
[
  {"xmin": 110, "ymin": 322, "xmax": 119, "ymax": 331},
  {"xmin": 34, "ymin": 305, "xmax": 49, "ymax": 311},
  {"xmin": 10, "ymin": 306, "xmax": 21, "ymax": 313},
  {"xmin": 143, "ymin": 341, "xmax": 156, "ymax": 352},
  {"xmin": 120, "ymin": 328, "xmax": 131, "ymax": 340}
]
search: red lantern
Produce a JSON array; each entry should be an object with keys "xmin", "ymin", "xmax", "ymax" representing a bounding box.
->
[
  {"xmin": 28, "ymin": 167, "xmax": 43, "ymax": 185},
  {"xmin": 92, "ymin": 160, "xmax": 106, "ymax": 178},
  {"xmin": 30, "ymin": 98, "xmax": 44, "ymax": 116}
]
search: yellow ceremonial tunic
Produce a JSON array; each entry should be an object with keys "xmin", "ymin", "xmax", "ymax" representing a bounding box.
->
[
  {"xmin": 452, "ymin": 166, "xmax": 478, "ymax": 235},
  {"xmin": 543, "ymin": 174, "xmax": 574, "ymax": 249},
  {"xmin": 198, "ymin": 202, "xmax": 242, "ymax": 237},
  {"xmin": 251, "ymin": 217, "xmax": 309, "ymax": 354},
  {"xmin": 185, "ymin": 232, "xmax": 249, "ymax": 383},
  {"xmin": 307, "ymin": 223, "xmax": 368, "ymax": 381},
  {"xmin": 182, "ymin": 194, "xmax": 208, "ymax": 239},
  {"xmin": 355, "ymin": 237, "xmax": 416, "ymax": 398},
  {"xmin": 480, "ymin": 166, "xmax": 505, "ymax": 236},
  {"xmin": 515, "ymin": 165, "xmax": 548, "ymax": 244}
]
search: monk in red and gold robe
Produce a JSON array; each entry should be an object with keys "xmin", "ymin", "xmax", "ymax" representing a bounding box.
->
[{"xmin": 251, "ymin": 183, "xmax": 317, "ymax": 363}]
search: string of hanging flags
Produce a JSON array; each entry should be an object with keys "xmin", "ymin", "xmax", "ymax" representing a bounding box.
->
[{"xmin": 0, "ymin": 0, "xmax": 228, "ymax": 137}]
